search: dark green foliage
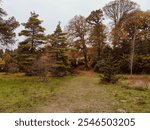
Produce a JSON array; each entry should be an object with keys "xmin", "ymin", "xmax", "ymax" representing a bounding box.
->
[
  {"xmin": 93, "ymin": 45, "xmax": 112, "ymax": 70},
  {"xmin": 112, "ymin": 37, "xmax": 150, "ymax": 74},
  {"xmin": 0, "ymin": 0, "xmax": 19, "ymax": 48},
  {"xmin": 112, "ymin": 42, "xmax": 131, "ymax": 74},
  {"xmin": 0, "ymin": 50, "xmax": 4, "ymax": 71},
  {"xmin": 1, "ymin": 0, "xmax": 150, "ymax": 77},
  {"xmin": 19, "ymin": 12, "xmax": 45, "ymax": 51},
  {"xmin": 48, "ymin": 23, "xmax": 70, "ymax": 77},
  {"xmin": 0, "ymin": 17, "xmax": 19, "ymax": 46},
  {"xmin": 134, "ymin": 55, "xmax": 150, "ymax": 74},
  {"xmin": 17, "ymin": 12, "xmax": 46, "ymax": 75},
  {"xmin": 116, "ymin": 55, "xmax": 150, "ymax": 74},
  {"xmin": 17, "ymin": 41, "xmax": 37, "ymax": 75},
  {"xmin": 95, "ymin": 55, "xmax": 119, "ymax": 83},
  {"xmin": 136, "ymin": 39, "xmax": 150, "ymax": 55},
  {"xmin": 118, "ymin": 54, "xmax": 130, "ymax": 74}
]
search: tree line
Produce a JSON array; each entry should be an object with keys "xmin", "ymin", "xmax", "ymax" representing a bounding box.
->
[{"xmin": 0, "ymin": 0, "xmax": 150, "ymax": 80}]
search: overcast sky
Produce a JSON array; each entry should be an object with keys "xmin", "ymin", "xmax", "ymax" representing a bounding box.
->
[{"xmin": 2, "ymin": 0, "xmax": 150, "ymax": 34}]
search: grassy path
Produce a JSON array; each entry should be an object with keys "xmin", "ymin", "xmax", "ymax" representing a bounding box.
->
[
  {"xmin": 0, "ymin": 72, "xmax": 150, "ymax": 112},
  {"xmin": 38, "ymin": 72, "xmax": 150, "ymax": 113},
  {"xmin": 39, "ymin": 75, "xmax": 114, "ymax": 112}
]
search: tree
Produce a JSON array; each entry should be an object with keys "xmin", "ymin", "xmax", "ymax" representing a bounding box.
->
[
  {"xmin": 17, "ymin": 41, "xmax": 35, "ymax": 74},
  {"xmin": 0, "ymin": 51, "xmax": 5, "ymax": 71},
  {"xmin": 95, "ymin": 54, "xmax": 119, "ymax": 84},
  {"xmin": 0, "ymin": 0, "xmax": 19, "ymax": 49},
  {"xmin": 103, "ymin": 0, "xmax": 138, "ymax": 47},
  {"xmin": 0, "ymin": 0, "xmax": 6, "ymax": 19},
  {"xmin": 66, "ymin": 15, "xmax": 89, "ymax": 70},
  {"xmin": 19, "ymin": 12, "xmax": 45, "ymax": 51},
  {"xmin": 2, "ymin": 49, "xmax": 19, "ymax": 73},
  {"xmin": 115, "ymin": 10, "xmax": 150, "ymax": 74},
  {"xmin": 103, "ymin": 0, "xmax": 138, "ymax": 25},
  {"xmin": 17, "ymin": 12, "xmax": 46, "ymax": 75},
  {"xmin": 86, "ymin": 9, "xmax": 106, "ymax": 61},
  {"xmin": 28, "ymin": 54, "xmax": 50, "ymax": 80},
  {"xmin": 48, "ymin": 23, "xmax": 70, "ymax": 77}
]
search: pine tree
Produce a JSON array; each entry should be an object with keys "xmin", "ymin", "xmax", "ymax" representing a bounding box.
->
[
  {"xmin": 0, "ymin": 0, "xmax": 19, "ymax": 49},
  {"xmin": 17, "ymin": 41, "xmax": 37, "ymax": 74},
  {"xmin": 95, "ymin": 54, "xmax": 119, "ymax": 84},
  {"xmin": 19, "ymin": 12, "xmax": 45, "ymax": 51},
  {"xmin": 48, "ymin": 23, "xmax": 70, "ymax": 77},
  {"xmin": 17, "ymin": 12, "xmax": 45, "ymax": 75}
]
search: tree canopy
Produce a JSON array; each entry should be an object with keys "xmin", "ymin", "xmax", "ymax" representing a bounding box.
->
[
  {"xmin": 0, "ymin": 0, "xmax": 19, "ymax": 48},
  {"xmin": 0, "ymin": 0, "xmax": 150, "ymax": 76}
]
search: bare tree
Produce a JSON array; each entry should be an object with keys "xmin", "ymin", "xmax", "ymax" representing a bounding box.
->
[
  {"xmin": 103, "ymin": 0, "xmax": 139, "ymax": 25},
  {"xmin": 103, "ymin": 0, "xmax": 139, "ymax": 48}
]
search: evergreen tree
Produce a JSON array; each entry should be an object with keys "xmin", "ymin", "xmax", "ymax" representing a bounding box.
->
[
  {"xmin": 0, "ymin": 0, "xmax": 19, "ymax": 49},
  {"xmin": 17, "ymin": 41, "xmax": 37, "ymax": 74},
  {"xmin": 0, "ymin": 0, "xmax": 6, "ymax": 17},
  {"xmin": 17, "ymin": 12, "xmax": 45, "ymax": 75},
  {"xmin": 19, "ymin": 12, "xmax": 45, "ymax": 51},
  {"xmin": 48, "ymin": 23, "xmax": 70, "ymax": 77},
  {"xmin": 95, "ymin": 54, "xmax": 119, "ymax": 84}
]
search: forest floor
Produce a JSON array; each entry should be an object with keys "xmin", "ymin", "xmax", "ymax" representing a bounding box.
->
[{"xmin": 0, "ymin": 71, "xmax": 150, "ymax": 113}]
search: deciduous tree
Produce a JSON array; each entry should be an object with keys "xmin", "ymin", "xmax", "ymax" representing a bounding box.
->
[
  {"xmin": 103, "ymin": 0, "xmax": 138, "ymax": 25},
  {"xmin": 86, "ymin": 9, "xmax": 106, "ymax": 61},
  {"xmin": 115, "ymin": 10, "xmax": 150, "ymax": 74},
  {"xmin": 103, "ymin": 0, "xmax": 139, "ymax": 48},
  {"xmin": 66, "ymin": 15, "xmax": 89, "ymax": 70}
]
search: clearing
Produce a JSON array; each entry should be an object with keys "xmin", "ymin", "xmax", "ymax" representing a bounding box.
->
[{"xmin": 0, "ymin": 72, "xmax": 150, "ymax": 112}]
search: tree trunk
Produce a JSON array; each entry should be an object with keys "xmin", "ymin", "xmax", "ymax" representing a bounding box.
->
[
  {"xmin": 82, "ymin": 39, "xmax": 88, "ymax": 70},
  {"xmin": 130, "ymin": 33, "xmax": 136, "ymax": 75},
  {"xmin": 97, "ymin": 44, "xmax": 101, "ymax": 60},
  {"xmin": 31, "ymin": 28, "xmax": 35, "ymax": 51},
  {"xmin": 96, "ymin": 27, "xmax": 101, "ymax": 60}
]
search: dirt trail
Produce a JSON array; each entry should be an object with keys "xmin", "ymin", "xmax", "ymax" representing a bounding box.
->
[{"xmin": 38, "ymin": 71, "xmax": 113, "ymax": 112}]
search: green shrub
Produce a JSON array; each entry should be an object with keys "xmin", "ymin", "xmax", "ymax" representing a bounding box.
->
[{"xmin": 95, "ymin": 56, "xmax": 119, "ymax": 83}]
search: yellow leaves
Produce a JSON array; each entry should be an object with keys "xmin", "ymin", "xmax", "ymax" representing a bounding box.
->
[
  {"xmin": 0, "ymin": 58, "xmax": 5, "ymax": 65},
  {"xmin": 114, "ymin": 10, "xmax": 150, "ymax": 42}
]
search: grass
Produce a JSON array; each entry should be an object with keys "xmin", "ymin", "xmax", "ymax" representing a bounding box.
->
[
  {"xmin": 0, "ymin": 72, "xmax": 150, "ymax": 112},
  {"xmin": 0, "ymin": 73, "xmax": 62, "ymax": 112}
]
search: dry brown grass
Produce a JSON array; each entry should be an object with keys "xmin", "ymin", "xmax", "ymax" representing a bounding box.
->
[
  {"xmin": 122, "ymin": 76, "xmax": 150, "ymax": 90},
  {"xmin": 77, "ymin": 70, "xmax": 96, "ymax": 77}
]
